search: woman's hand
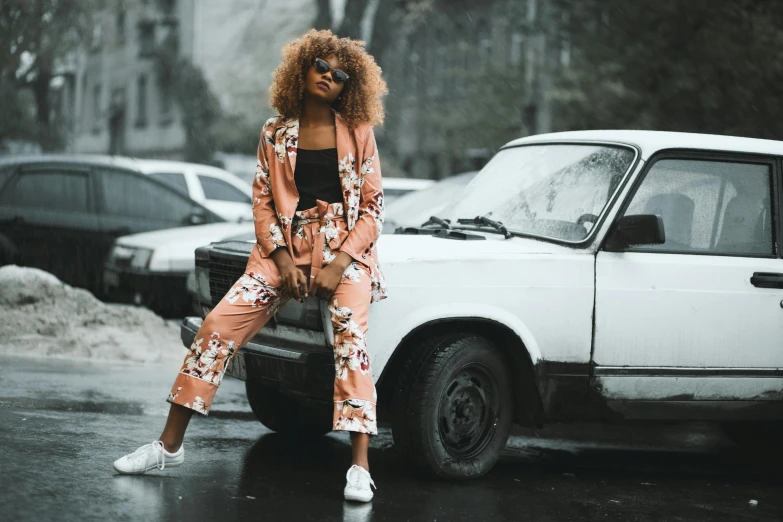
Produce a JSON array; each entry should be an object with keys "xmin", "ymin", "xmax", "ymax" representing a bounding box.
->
[
  {"xmin": 270, "ymin": 248, "xmax": 308, "ymax": 301},
  {"xmin": 311, "ymin": 252, "xmax": 353, "ymax": 301}
]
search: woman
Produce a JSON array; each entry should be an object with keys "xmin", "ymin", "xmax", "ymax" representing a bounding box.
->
[{"xmin": 113, "ymin": 29, "xmax": 388, "ymax": 503}]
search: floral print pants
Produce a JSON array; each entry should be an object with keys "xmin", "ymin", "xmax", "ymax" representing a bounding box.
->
[{"xmin": 167, "ymin": 202, "xmax": 378, "ymax": 435}]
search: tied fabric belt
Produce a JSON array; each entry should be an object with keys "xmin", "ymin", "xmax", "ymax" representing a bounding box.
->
[{"xmin": 292, "ymin": 202, "xmax": 347, "ymax": 290}]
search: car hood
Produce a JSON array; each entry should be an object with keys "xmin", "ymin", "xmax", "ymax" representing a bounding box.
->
[
  {"xmin": 118, "ymin": 222, "xmax": 254, "ymax": 271},
  {"xmin": 376, "ymin": 231, "xmax": 577, "ymax": 263}
]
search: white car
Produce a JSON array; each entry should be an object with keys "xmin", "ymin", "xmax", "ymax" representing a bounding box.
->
[
  {"xmin": 185, "ymin": 130, "xmax": 783, "ymax": 479},
  {"xmin": 134, "ymin": 160, "xmax": 253, "ymax": 223},
  {"xmin": 382, "ymin": 177, "xmax": 434, "ymax": 203},
  {"xmin": 103, "ymin": 222, "xmax": 252, "ymax": 317}
]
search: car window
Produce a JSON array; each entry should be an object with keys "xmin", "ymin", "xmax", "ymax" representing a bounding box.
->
[
  {"xmin": 623, "ymin": 158, "xmax": 774, "ymax": 256},
  {"xmin": 98, "ymin": 168, "xmax": 197, "ymax": 223},
  {"xmin": 149, "ymin": 172, "xmax": 189, "ymax": 197},
  {"xmin": 0, "ymin": 167, "xmax": 13, "ymax": 192},
  {"xmin": 197, "ymin": 174, "xmax": 250, "ymax": 203},
  {"xmin": 0, "ymin": 169, "xmax": 89, "ymax": 213},
  {"xmin": 448, "ymin": 144, "xmax": 636, "ymax": 242}
]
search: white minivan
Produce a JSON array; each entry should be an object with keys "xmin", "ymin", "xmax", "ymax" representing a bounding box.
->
[{"xmin": 134, "ymin": 160, "xmax": 253, "ymax": 223}]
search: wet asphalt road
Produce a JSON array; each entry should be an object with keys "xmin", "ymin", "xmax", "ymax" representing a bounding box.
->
[{"xmin": 1, "ymin": 354, "xmax": 781, "ymax": 522}]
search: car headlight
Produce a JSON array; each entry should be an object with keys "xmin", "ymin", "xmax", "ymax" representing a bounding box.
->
[
  {"xmin": 196, "ymin": 267, "xmax": 211, "ymax": 305},
  {"xmin": 130, "ymin": 248, "xmax": 153, "ymax": 269},
  {"xmin": 110, "ymin": 244, "xmax": 135, "ymax": 263}
]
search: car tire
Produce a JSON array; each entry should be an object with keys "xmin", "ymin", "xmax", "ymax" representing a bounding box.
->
[
  {"xmin": 245, "ymin": 381, "xmax": 332, "ymax": 438},
  {"xmin": 391, "ymin": 333, "xmax": 514, "ymax": 480},
  {"xmin": 721, "ymin": 421, "xmax": 783, "ymax": 455}
]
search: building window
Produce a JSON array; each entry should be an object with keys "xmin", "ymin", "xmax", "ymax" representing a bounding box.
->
[
  {"xmin": 116, "ymin": 7, "xmax": 126, "ymax": 45},
  {"xmin": 158, "ymin": 78, "xmax": 173, "ymax": 125},
  {"xmin": 90, "ymin": 22, "xmax": 103, "ymax": 53},
  {"xmin": 159, "ymin": 0, "xmax": 177, "ymax": 15},
  {"xmin": 136, "ymin": 75, "xmax": 148, "ymax": 128},
  {"xmin": 560, "ymin": 37, "xmax": 571, "ymax": 68},
  {"xmin": 434, "ymin": 45, "xmax": 446, "ymax": 97},
  {"xmin": 80, "ymin": 73, "xmax": 89, "ymax": 130},
  {"xmin": 138, "ymin": 20, "xmax": 156, "ymax": 57},
  {"xmin": 477, "ymin": 21, "xmax": 491, "ymax": 63},
  {"xmin": 509, "ymin": 32, "xmax": 523, "ymax": 65},
  {"xmin": 92, "ymin": 84, "xmax": 102, "ymax": 134}
]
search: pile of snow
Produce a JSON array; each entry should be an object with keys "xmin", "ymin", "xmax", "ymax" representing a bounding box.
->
[{"xmin": 0, "ymin": 266, "xmax": 187, "ymax": 363}]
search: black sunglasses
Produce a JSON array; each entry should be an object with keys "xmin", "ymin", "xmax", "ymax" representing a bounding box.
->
[{"xmin": 314, "ymin": 57, "xmax": 350, "ymax": 84}]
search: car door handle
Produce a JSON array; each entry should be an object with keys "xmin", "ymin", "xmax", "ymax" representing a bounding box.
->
[{"xmin": 751, "ymin": 272, "xmax": 783, "ymax": 289}]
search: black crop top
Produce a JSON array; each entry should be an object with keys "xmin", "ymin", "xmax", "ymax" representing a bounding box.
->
[{"xmin": 294, "ymin": 148, "xmax": 343, "ymax": 212}]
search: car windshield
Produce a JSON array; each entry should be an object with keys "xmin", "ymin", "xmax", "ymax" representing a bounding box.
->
[{"xmin": 447, "ymin": 144, "xmax": 636, "ymax": 242}]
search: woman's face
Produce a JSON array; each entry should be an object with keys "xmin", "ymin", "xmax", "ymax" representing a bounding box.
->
[{"xmin": 304, "ymin": 54, "xmax": 346, "ymax": 104}]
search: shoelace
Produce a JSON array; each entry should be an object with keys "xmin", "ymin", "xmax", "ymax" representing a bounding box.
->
[
  {"xmin": 132, "ymin": 440, "xmax": 167, "ymax": 470},
  {"xmin": 346, "ymin": 465, "xmax": 376, "ymax": 490}
]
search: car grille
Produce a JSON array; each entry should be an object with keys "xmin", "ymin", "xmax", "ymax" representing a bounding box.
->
[{"xmin": 207, "ymin": 256, "xmax": 246, "ymax": 306}]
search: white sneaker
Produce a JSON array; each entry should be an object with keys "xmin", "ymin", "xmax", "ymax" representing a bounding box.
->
[
  {"xmin": 344, "ymin": 464, "xmax": 376, "ymax": 502},
  {"xmin": 113, "ymin": 441, "xmax": 184, "ymax": 474}
]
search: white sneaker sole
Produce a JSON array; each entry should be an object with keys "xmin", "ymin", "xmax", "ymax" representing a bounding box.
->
[
  {"xmin": 344, "ymin": 488, "xmax": 373, "ymax": 502},
  {"xmin": 113, "ymin": 458, "xmax": 184, "ymax": 475}
]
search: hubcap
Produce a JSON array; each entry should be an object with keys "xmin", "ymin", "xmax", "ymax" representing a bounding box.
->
[{"xmin": 437, "ymin": 364, "xmax": 499, "ymax": 459}]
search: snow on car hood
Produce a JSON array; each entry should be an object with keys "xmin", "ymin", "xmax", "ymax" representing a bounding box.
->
[
  {"xmin": 117, "ymin": 222, "xmax": 254, "ymax": 271},
  {"xmin": 376, "ymin": 231, "xmax": 575, "ymax": 264}
]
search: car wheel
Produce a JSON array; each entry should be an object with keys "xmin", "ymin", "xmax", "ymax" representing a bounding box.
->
[
  {"xmin": 721, "ymin": 421, "xmax": 783, "ymax": 454},
  {"xmin": 391, "ymin": 333, "xmax": 514, "ymax": 480},
  {"xmin": 245, "ymin": 381, "xmax": 331, "ymax": 438}
]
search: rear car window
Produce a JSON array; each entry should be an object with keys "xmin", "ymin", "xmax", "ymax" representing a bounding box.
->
[
  {"xmin": 198, "ymin": 174, "xmax": 250, "ymax": 203},
  {"xmin": 149, "ymin": 172, "xmax": 189, "ymax": 197},
  {"xmin": 0, "ymin": 167, "xmax": 13, "ymax": 192},
  {"xmin": 0, "ymin": 169, "xmax": 89, "ymax": 213},
  {"xmin": 98, "ymin": 168, "xmax": 197, "ymax": 222}
]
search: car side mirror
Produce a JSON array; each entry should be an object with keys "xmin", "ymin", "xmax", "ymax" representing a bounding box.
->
[
  {"xmin": 604, "ymin": 214, "xmax": 666, "ymax": 251},
  {"xmin": 187, "ymin": 208, "xmax": 208, "ymax": 226}
]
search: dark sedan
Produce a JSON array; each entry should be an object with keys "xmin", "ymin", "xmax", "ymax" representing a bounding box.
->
[{"xmin": 0, "ymin": 155, "xmax": 224, "ymax": 297}]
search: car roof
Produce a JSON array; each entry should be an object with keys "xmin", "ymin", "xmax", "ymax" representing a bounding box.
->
[
  {"xmin": 0, "ymin": 154, "xmax": 144, "ymax": 171},
  {"xmin": 0, "ymin": 154, "xmax": 236, "ymax": 177},
  {"xmin": 505, "ymin": 130, "xmax": 783, "ymax": 160},
  {"xmin": 131, "ymin": 159, "xmax": 236, "ymax": 177}
]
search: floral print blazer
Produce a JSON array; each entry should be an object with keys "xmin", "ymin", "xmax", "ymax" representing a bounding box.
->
[{"xmin": 253, "ymin": 112, "xmax": 387, "ymax": 303}]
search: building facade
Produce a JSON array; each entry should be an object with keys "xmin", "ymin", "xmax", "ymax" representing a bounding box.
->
[{"xmin": 63, "ymin": 0, "xmax": 315, "ymax": 159}]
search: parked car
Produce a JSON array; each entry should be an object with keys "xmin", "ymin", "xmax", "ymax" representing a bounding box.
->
[
  {"xmin": 134, "ymin": 159, "xmax": 253, "ymax": 223},
  {"xmin": 183, "ymin": 130, "xmax": 783, "ymax": 479},
  {"xmin": 382, "ymin": 177, "xmax": 434, "ymax": 203},
  {"xmin": 0, "ymin": 155, "xmax": 224, "ymax": 296},
  {"xmin": 103, "ymin": 222, "xmax": 252, "ymax": 318},
  {"xmin": 211, "ymin": 151, "xmax": 257, "ymax": 186},
  {"xmin": 384, "ymin": 171, "xmax": 478, "ymax": 232}
]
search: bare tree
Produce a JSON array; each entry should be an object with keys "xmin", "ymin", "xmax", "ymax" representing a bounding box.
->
[{"xmin": 0, "ymin": 0, "xmax": 96, "ymax": 149}]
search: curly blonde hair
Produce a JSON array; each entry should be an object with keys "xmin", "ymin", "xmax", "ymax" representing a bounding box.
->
[{"xmin": 269, "ymin": 29, "xmax": 387, "ymax": 128}]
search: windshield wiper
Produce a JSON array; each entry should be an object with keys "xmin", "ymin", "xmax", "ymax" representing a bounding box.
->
[
  {"xmin": 456, "ymin": 215, "xmax": 513, "ymax": 239},
  {"xmin": 420, "ymin": 215, "xmax": 451, "ymax": 228}
]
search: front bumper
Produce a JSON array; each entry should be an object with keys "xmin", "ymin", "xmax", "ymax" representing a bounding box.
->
[
  {"xmin": 180, "ymin": 317, "xmax": 334, "ymax": 402},
  {"xmin": 103, "ymin": 262, "xmax": 192, "ymax": 317}
]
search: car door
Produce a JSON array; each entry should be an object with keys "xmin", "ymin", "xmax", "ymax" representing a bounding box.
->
[
  {"xmin": 94, "ymin": 167, "xmax": 219, "ymax": 264},
  {"xmin": 593, "ymin": 152, "xmax": 782, "ymax": 409},
  {"xmin": 0, "ymin": 164, "xmax": 101, "ymax": 291},
  {"xmin": 196, "ymin": 173, "xmax": 252, "ymax": 222}
]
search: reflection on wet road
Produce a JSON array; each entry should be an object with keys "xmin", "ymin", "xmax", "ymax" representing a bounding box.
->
[{"xmin": 1, "ymin": 355, "xmax": 780, "ymax": 521}]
